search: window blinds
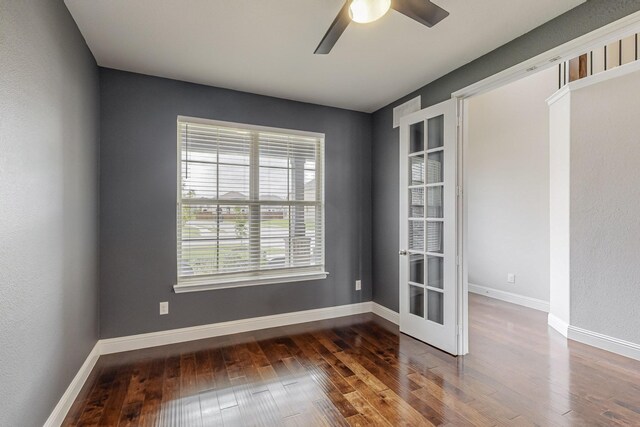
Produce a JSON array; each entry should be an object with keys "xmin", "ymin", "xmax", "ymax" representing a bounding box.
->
[{"xmin": 177, "ymin": 118, "xmax": 325, "ymax": 289}]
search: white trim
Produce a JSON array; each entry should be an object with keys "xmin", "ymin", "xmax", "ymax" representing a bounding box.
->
[
  {"xmin": 177, "ymin": 115, "xmax": 325, "ymax": 139},
  {"xmin": 43, "ymin": 343, "xmax": 101, "ymax": 427},
  {"xmin": 469, "ymin": 283, "xmax": 550, "ymax": 312},
  {"xmin": 568, "ymin": 326, "xmax": 640, "ymax": 362},
  {"xmin": 100, "ymin": 301, "xmax": 372, "ymax": 354},
  {"xmin": 565, "ymin": 56, "xmax": 640, "ymax": 91},
  {"xmin": 371, "ymin": 302, "xmax": 399, "ymax": 324},
  {"xmin": 548, "ymin": 312, "xmax": 569, "ymax": 337},
  {"xmin": 452, "ymin": 9, "xmax": 640, "ymax": 362},
  {"xmin": 47, "ymin": 302, "xmax": 377, "ymax": 424},
  {"xmin": 452, "ymin": 10, "xmax": 640, "ymax": 100},
  {"xmin": 546, "ymin": 85, "xmax": 570, "ymax": 106},
  {"xmin": 174, "ymin": 271, "xmax": 329, "ymax": 293},
  {"xmin": 548, "ymin": 58, "xmax": 640, "ymax": 107},
  {"xmin": 457, "ymin": 98, "xmax": 469, "ymax": 356},
  {"xmin": 44, "ymin": 300, "xmax": 640, "ymax": 426},
  {"xmin": 393, "ymin": 96, "xmax": 421, "ymax": 128}
]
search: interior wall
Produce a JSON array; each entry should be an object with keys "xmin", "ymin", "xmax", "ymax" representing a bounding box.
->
[
  {"xmin": 0, "ymin": 1, "xmax": 100, "ymax": 426},
  {"xmin": 371, "ymin": 0, "xmax": 640, "ymax": 312},
  {"xmin": 548, "ymin": 90, "xmax": 572, "ymax": 325},
  {"xmin": 466, "ymin": 67, "xmax": 557, "ymax": 302},
  {"xmin": 570, "ymin": 68, "xmax": 640, "ymax": 344},
  {"xmin": 99, "ymin": 68, "xmax": 372, "ymax": 338}
]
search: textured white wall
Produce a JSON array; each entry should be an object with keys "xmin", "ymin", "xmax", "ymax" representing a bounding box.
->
[
  {"xmin": 467, "ymin": 67, "xmax": 557, "ymax": 302},
  {"xmin": 570, "ymin": 68, "xmax": 640, "ymax": 343}
]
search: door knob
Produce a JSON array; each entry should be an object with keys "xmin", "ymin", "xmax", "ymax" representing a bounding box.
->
[{"xmin": 399, "ymin": 249, "xmax": 407, "ymax": 256}]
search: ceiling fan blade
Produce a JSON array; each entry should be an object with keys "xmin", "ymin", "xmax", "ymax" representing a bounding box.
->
[
  {"xmin": 314, "ymin": 1, "xmax": 351, "ymax": 54},
  {"xmin": 392, "ymin": 0, "xmax": 449, "ymax": 28}
]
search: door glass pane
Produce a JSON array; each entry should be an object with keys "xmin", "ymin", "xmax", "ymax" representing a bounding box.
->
[
  {"xmin": 426, "ymin": 186, "xmax": 443, "ymax": 218},
  {"xmin": 427, "ymin": 151, "xmax": 443, "ymax": 183},
  {"xmin": 410, "ymin": 254, "xmax": 424, "ymax": 284},
  {"xmin": 409, "ymin": 188, "xmax": 424, "ymax": 218},
  {"xmin": 409, "ymin": 285, "xmax": 424, "ymax": 317},
  {"xmin": 410, "ymin": 122, "xmax": 424, "ymax": 153},
  {"xmin": 427, "ymin": 115, "xmax": 444, "ymax": 149},
  {"xmin": 427, "ymin": 290, "xmax": 444, "ymax": 324},
  {"xmin": 426, "ymin": 222, "xmax": 443, "ymax": 253},
  {"xmin": 409, "ymin": 220, "xmax": 424, "ymax": 251},
  {"xmin": 427, "ymin": 256, "xmax": 443, "ymax": 289},
  {"xmin": 410, "ymin": 155, "xmax": 424, "ymax": 185}
]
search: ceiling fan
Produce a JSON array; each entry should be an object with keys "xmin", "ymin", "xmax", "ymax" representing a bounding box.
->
[{"xmin": 315, "ymin": 0, "xmax": 449, "ymax": 54}]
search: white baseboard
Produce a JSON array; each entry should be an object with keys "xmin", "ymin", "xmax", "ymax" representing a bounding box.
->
[
  {"xmin": 47, "ymin": 301, "xmax": 375, "ymax": 425},
  {"xmin": 468, "ymin": 283, "xmax": 550, "ymax": 312},
  {"xmin": 371, "ymin": 302, "xmax": 399, "ymax": 324},
  {"xmin": 548, "ymin": 314, "xmax": 640, "ymax": 361},
  {"xmin": 547, "ymin": 313, "xmax": 569, "ymax": 337},
  {"xmin": 568, "ymin": 325, "xmax": 640, "ymax": 362},
  {"xmin": 45, "ymin": 297, "xmax": 640, "ymax": 426},
  {"xmin": 100, "ymin": 301, "xmax": 373, "ymax": 354},
  {"xmin": 43, "ymin": 343, "xmax": 101, "ymax": 427}
]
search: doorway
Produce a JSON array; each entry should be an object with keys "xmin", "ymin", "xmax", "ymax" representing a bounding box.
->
[
  {"xmin": 454, "ymin": 19, "xmax": 640, "ymax": 354},
  {"xmin": 396, "ymin": 12, "xmax": 640, "ymax": 356},
  {"xmin": 464, "ymin": 66, "xmax": 557, "ymax": 345}
]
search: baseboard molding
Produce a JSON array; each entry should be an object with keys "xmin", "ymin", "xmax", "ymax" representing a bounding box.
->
[
  {"xmin": 371, "ymin": 302, "xmax": 399, "ymax": 324},
  {"xmin": 568, "ymin": 325, "xmax": 640, "ymax": 362},
  {"xmin": 45, "ymin": 297, "xmax": 640, "ymax": 426},
  {"xmin": 100, "ymin": 301, "xmax": 373, "ymax": 354},
  {"xmin": 47, "ymin": 301, "xmax": 376, "ymax": 425},
  {"xmin": 547, "ymin": 313, "xmax": 569, "ymax": 337},
  {"xmin": 43, "ymin": 343, "xmax": 101, "ymax": 427},
  {"xmin": 468, "ymin": 283, "xmax": 550, "ymax": 312}
]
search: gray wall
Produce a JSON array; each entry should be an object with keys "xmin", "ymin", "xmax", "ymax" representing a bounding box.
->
[
  {"xmin": 99, "ymin": 68, "xmax": 372, "ymax": 338},
  {"xmin": 0, "ymin": 1, "xmax": 100, "ymax": 426},
  {"xmin": 371, "ymin": 0, "xmax": 640, "ymax": 311},
  {"xmin": 570, "ymin": 69, "xmax": 640, "ymax": 344}
]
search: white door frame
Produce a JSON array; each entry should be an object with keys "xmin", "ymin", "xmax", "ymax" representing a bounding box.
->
[{"xmin": 451, "ymin": 10, "xmax": 640, "ymax": 355}]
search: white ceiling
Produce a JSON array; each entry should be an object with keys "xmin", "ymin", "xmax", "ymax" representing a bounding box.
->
[{"xmin": 64, "ymin": 0, "xmax": 584, "ymax": 112}]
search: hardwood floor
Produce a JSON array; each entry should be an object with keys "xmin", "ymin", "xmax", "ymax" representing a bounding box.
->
[{"xmin": 63, "ymin": 294, "xmax": 640, "ymax": 426}]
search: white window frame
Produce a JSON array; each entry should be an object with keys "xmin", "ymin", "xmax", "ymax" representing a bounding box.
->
[{"xmin": 174, "ymin": 116, "xmax": 327, "ymax": 293}]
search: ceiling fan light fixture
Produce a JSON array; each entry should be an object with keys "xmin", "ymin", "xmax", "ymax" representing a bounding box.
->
[{"xmin": 349, "ymin": 0, "xmax": 391, "ymax": 24}]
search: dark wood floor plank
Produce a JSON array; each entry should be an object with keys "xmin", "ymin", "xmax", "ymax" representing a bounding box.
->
[
  {"xmin": 179, "ymin": 352, "xmax": 203, "ymax": 427},
  {"xmin": 117, "ymin": 358, "xmax": 152, "ymax": 426},
  {"xmin": 62, "ymin": 294, "xmax": 640, "ymax": 426},
  {"xmin": 157, "ymin": 354, "xmax": 181, "ymax": 426},
  {"xmin": 257, "ymin": 364, "xmax": 299, "ymax": 419},
  {"xmin": 97, "ymin": 363, "xmax": 134, "ymax": 426},
  {"xmin": 63, "ymin": 362, "xmax": 104, "ymax": 427},
  {"xmin": 343, "ymin": 390, "xmax": 392, "ymax": 427},
  {"xmin": 74, "ymin": 364, "xmax": 116, "ymax": 426},
  {"xmin": 137, "ymin": 357, "xmax": 165, "ymax": 427},
  {"xmin": 209, "ymin": 347, "xmax": 237, "ymax": 412}
]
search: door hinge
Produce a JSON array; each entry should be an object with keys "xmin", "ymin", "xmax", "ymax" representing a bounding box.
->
[
  {"xmin": 457, "ymin": 325, "xmax": 463, "ymax": 336},
  {"xmin": 457, "ymin": 115, "xmax": 463, "ymax": 127},
  {"xmin": 456, "ymin": 186, "xmax": 463, "ymax": 197},
  {"xmin": 456, "ymin": 255, "xmax": 460, "ymax": 266}
]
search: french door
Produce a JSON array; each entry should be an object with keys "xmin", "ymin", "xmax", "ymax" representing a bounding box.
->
[{"xmin": 399, "ymin": 99, "xmax": 458, "ymax": 355}]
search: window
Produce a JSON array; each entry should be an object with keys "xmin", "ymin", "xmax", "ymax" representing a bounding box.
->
[{"xmin": 175, "ymin": 116, "xmax": 326, "ymax": 292}]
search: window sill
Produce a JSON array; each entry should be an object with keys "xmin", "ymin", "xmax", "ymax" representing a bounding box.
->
[{"xmin": 173, "ymin": 271, "xmax": 329, "ymax": 293}]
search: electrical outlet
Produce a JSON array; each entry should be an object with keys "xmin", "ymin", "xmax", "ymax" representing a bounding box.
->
[
  {"xmin": 159, "ymin": 301, "xmax": 169, "ymax": 315},
  {"xmin": 355, "ymin": 280, "xmax": 362, "ymax": 291},
  {"xmin": 507, "ymin": 273, "xmax": 516, "ymax": 284}
]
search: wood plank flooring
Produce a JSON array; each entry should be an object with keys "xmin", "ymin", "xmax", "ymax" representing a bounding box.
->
[{"xmin": 63, "ymin": 294, "xmax": 640, "ymax": 426}]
